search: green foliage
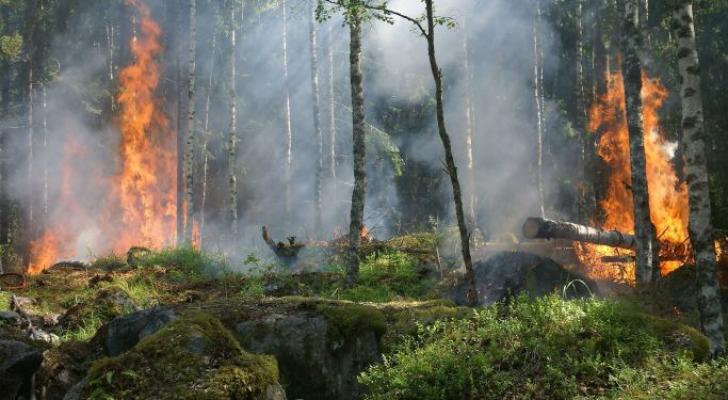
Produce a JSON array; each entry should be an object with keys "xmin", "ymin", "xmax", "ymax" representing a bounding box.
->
[
  {"xmin": 0, "ymin": 32, "xmax": 22, "ymax": 61},
  {"xmin": 83, "ymin": 312, "xmax": 279, "ymax": 400},
  {"xmin": 90, "ymin": 254, "xmax": 127, "ymax": 271},
  {"xmin": 359, "ymin": 295, "xmax": 711, "ymax": 400},
  {"xmin": 335, "ymin": 250, "xmax": 436, "ymax": 302},
  {"xmin": 134, "ymin": 246, "xmax": 229, "ymax": 278},
  {"xmin": 317, "ymin": 302, "xmax": 387, "ymax": 343}
]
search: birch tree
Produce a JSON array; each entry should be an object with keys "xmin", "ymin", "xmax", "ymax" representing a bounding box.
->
[
  {"xmin": 183, "ymin": 0, "xmax": 197, "ymax": 243},
  {"xmin": 462, "ymin": 18, "xmax": 477, "ymax": 228},
  {"xmin": 309, "ymin": 0, "xmax": 324, "ymax": 237},
  {"xmin": 327, "ymin": 22, "xmax": 337, "ymax": 179},
  {"xmin": 619, "ymin": 0, "xmax": 659, "ymax": 286},
  {"xmin": 282, "ymin": 0, "xmax": 293, "ymax": 219},
  {"xmin": 226, "ymin": 0, "xmax": 238, "ymax": 236},
  {"xmin": 533, "ymin": 0, "xmax": 546, "ymax": 218},
  {"xmin": 199, "ymin": 28, "xmax": 217, "ymax": 249},
  {"xmin": 672, "ymin": 0, "xmax": 724, "ymax": 356}
]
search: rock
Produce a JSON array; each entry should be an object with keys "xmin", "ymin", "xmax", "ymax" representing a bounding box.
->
[
  {"xmin": 103, "ymin": 306, "xmax": 178, "ymax": 356},
  {"xmin": 230, "ymin": 300, "xmax": 385, "ymax": 400},
  {"xmin": 0, "ymin": 339, "xmax": 43, "ymax": 400},
  {"xmin": 81, "ymin": 312, "xmax": 283, "ymax": 400},
  {"xmin": 449, "ymin": 251, "xmax": 598, "ymax": 305},
  {"xmin": 0, "ymin": 310, "xmax": 21, "ymax": 324}
]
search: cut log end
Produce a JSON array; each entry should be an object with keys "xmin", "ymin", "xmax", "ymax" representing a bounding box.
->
[{"xmin": 522, "ymin": 217, "xmax": 544, "ymax": 239}]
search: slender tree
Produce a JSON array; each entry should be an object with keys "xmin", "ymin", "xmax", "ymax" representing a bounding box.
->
[
  {"xmin": 619, "ymin": 0, "xmax": 659, "ymax": 286},
  {"xmin": 327, "ymin": 22, "xmax": 337, "ymax": 179},
  {"xmin": 200, "ymin": 27, "xmax": 217, "ymax": 249},
  {"xmin": 309, "ymin": 0, "xmax": 324, "ymax": 237},
  {"xmin": 533, "ymin": 0, "xmax": 546, "ymax": 218},
  {"xmin": 575, "ymin": 0, "xmax": 595, "ymax": 223},
  {"xmin": 23, "ymin": 0, "xmax": 36, "ymax": 262},
  {"xmin": 282, "ymin": 0, "xmax": 293, "ymax": 219},
  {"xmin": 346, "ymin": 3, "xmax": 366, "ymax": 286},
  {"xmin": 423, "ymin": 0, "xmax": 477, "ymax": 305},
  {"xmin": 183, "ymin": 0, "xmax": 197, "ymax": 243},
  {"xmin": 462, "ymin": 18, "xmax": 477, "ymax": 228},
  {"xmin": 226, "ymin": 0, "xmax": 238, "ymax": 236},
  {"xmin": 672, "ymin": 0, "xmax": 724, "ymax": 356}
]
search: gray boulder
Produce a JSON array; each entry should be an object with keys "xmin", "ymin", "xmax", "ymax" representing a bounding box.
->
[
  {"xmin": 0, "ymin": 339, "xmax": 43, "ymax": 400},
  {"xmin": 103, "ymin": 306, "xmax": 178, "ymax": 356}
]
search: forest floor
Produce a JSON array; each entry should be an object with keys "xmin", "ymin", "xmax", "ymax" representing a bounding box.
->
[{"xmin": 1, "ymin": 235, "xmax": 728, "ymax": 399}]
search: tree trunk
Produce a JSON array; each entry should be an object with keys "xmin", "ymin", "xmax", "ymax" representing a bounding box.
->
[
  {"xmin": 523, "ymin": 217, "xmax": 636, "ymax": 249},
  {"xmin": 346, "ymin": 8, "xmax": 366, "ymax": 287},
  {"xmin": 327, "ymin": 22, "xmax": 337, "ymax": 180},
  {"xmin": 41, "ymin": 84, "xmax": 47, "ymax": 224},
  {"xmin": 282, "ymin": 0, "xmax": 293, "ymax": 219},
  {"xmin": 227, "ymin": 0, "xmax": 238, "ymax": 236},
  {"xmin": 533, "ymin": 0, "xmax": 546, "ymax": 219},
  {"xmin": 183, "ymin": 0, "xmax": 197, "ymax": 244},
  {"xmin": 105, "ymin": 9, "xmax": 116, "ymax": 113},
  {"xmin": 170, "ymin": 1, "xmax": 185, "ymax": 246},
  {"xmin": 25, "ymin": 4, "xmax": 35, "ymax": 266},
  {"xmin": 672, "ymin": 0, "xmax": 724, "ymax": 356},
  {"xmin": 640, "ymin": 0, "xmax": 650, "ymax": 46},
  {"xmin": 619, "ymin": 0, "xmax": 659, "ymax": 286},
  {"xmin": 200, "ymin": 28, "xmax": 217, "ymax": 249},
  {"xmin": 424, "ymin": 0, "xmax": 477, "ymax": 306},
  {"xmin": 575, "ymin": 0, "xmax": 594, "ymax": 223},
  {"xmin": 309, "ymin": 0, "xmax": 324, "ymax": 238},
  {"xmin": 462, "ymin": 18, "xmax": 477, "ymax": 228}
]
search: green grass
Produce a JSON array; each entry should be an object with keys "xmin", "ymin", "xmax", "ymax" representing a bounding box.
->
[
  {"xmin": 359, "ymin": 295, "xmax": 712, "ymax": 400},
  {"xmin": 134, "ymin": 246, "xmax": 230, "ymax": 278}
]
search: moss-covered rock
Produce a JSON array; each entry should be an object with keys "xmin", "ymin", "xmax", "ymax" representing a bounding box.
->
[{"xmin": 81, "ymin": 312, "xmax": 282, "ymax": 400}]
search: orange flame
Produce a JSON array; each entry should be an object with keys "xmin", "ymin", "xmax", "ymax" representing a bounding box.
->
[
  {"xmin": 578, "ymin": 68, "xmax": 690, "ymax": 282},
  {"xmin": 28, "ymin": 0, "xmax": 176, "ymax": 273},
  {"xmin": 111, "ymin": 0, "xmax": 176, "ymax": 253}
]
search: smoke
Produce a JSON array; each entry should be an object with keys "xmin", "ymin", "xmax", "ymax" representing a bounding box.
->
[{"xmin": 5, "ymin": 0, "xmax": 579, "ymax": 269}]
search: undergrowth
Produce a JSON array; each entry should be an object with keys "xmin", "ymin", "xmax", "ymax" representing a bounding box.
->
[{"xmin": 359, "ymin": 294, "xmax": 712, "ymax": 400}]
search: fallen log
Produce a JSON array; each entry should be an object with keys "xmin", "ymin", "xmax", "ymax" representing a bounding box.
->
[
  {"xmin": 523, "ymin": 217, "xmax": 636, "ymax": 249},
  {"xmin": 523, "ymin": 217, "xmax": 691, "ymax": 262}
]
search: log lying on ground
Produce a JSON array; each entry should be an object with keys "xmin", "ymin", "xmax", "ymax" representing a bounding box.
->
[
  {"xmin": 523, "ymin": 217, "xmax": 636, "ymax": 249},
  {"xmin": 523, "ymin": 217, "xmax": 691, "ymax": 262}
]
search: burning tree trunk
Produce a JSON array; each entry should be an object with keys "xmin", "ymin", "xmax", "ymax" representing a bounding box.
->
[
  {"xmin": 309, "ymin": 0, "xmax": 324, "ymax": 238},
  {"xmin": 281, "ymin": 0, "xmax": 293, "ymax": 219},
  {"xmin": 226, "ymin": 0, "xmax": 238, "ymax": 236},
  {"xmin": 346, "ymin": 6, "xmax": 366, "ymax": 287},
  {"xmin": 183, "ymin": 0, "xmax": 197, "ymax": 243},
  {"xmin": 524, "ymin": 217, "xmax": 636, "ymax": 249},
  {"xmin": 619, "ymin": 0, "xmax": 659, "ymax": 286},
  {"xmin": 532, "ymin": 0, "xmax": 546, "ymax": 218},
  {"xmin": 672, "ymin": 0, "xmax": 724, "ymax": 356}
]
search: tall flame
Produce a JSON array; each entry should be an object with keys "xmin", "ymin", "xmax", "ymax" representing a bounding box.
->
[
  {"xmin": 111, "ymin": 0, "xmax": 176, "ymax": 252},
  {"xmin": 579, "ymin": 68, "xmax": 690, "ymax": 282},
  {"xmin": 29, "ymin": 0, "xmax": 176, "ymax": 273}
]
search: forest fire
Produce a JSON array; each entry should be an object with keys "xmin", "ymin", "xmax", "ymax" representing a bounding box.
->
[
  {"xmin": 577, "ymin": 70, "xmax": 691, "ymax": 283},
  {"xmin": 28, "ymin": 0, "xmax": 176, "ymax": 273},
  {"xmin": 110, "ymin": 0, "xmax": 176, "ymax": 253}
]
